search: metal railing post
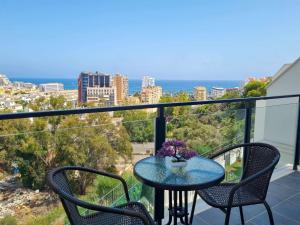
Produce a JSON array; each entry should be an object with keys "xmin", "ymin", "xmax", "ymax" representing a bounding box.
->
[
  {"xmin": 293, "ymin": 97, "xmax": 300, "ymax": 170},
  {"xmin": 155, "ymin": 107, "xmax": 166, "ymax": 153},
  {"xmin": 154, "ymin": 107, "xmax": 166, "ymax": 225},
  {"xmin": 244, "ymin": 102, "xmax": 252, "ymax": 144},
  {"xmin": 243, "ymin": 102, "xmax": 252, "ymax": 167}
]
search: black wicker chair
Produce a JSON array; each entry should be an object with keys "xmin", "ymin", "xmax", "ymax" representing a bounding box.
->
[
  {"xmin": 190, "ymin": 142, "xmax": 280, "ymax": 225},
  {"xmin": 47, "ymin": 166, "xmax": 155, "ymax": 225}
]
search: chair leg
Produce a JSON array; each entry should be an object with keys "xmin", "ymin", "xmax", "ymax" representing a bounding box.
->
[
  {"xmin": 239, "ymin": 206, "xmax": 245, "ymax": 225},
  {"xmin": 189, "ymin": 191, "xmax": 197, "ymax": 224},
  {"xmin": 264, "ymin": 201, "xmax": 275, "ymax": 225},
  {"xmin": 225, "ymin": 207, "xmax": 231, "ymax": 225}
]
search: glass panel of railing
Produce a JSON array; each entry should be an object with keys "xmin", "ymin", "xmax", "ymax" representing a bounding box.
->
[
  {"xmin": 166, "ymin": 106, "xmax": 246, "ymax": 156},
  {"xmin": 165, "ymin": 105, "xmax": 246, "ymax": 182},
  {"xmin": 0, "ymin": 118, "xmax": 62, "ymax": 225},
  {"xmin": 0, "ymin": 110, "xmax": 155, "ymax": 224},
  {"xmin": 113, "ymin": 109, "xmax": 155, "ymax": 214},
  {"xmin": 253, "ymin": 98, "xmax": 299, "ymax": 169}
]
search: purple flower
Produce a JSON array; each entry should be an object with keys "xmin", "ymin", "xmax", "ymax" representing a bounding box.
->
[
  {"xmin": 157, "ymin": 146, "xmax": 175, "ymax": 157},
  {"xmin": 157, "ymin": 140, "xmax": 198, "ymax": 160},
  {"xmin": 179, "ymin": 149, "xmax": 198, "ymax": 160}
]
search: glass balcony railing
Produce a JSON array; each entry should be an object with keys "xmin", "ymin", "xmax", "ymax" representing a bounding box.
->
[
  {"xmin": 253, "ymin": 99, "xmax": 299, "ymax": 168},
  {"xmin": 0, "ymin": 94, "xmax": 299, "ymax": 225}
]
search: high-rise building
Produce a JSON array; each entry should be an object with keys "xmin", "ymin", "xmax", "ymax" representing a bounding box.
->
[
  {"xmin": 211, "ymin": 87, "xmax": 225, "ymax": 99},
  {"xmin": 0, "ymin": 74, "xmax": 11, "ymax": 86},
  {"xmin": 141, "ymin": 86, "xmax": 162, "ymax": 104},
  {"xmin": 142, "ymin": 76, "xmax": 155, "ymax": 88},
  {"xmin": 39, "ymin": 83, "xmax": 64, "ymax": 92},
  {"xmin": 78, "ymin": 71, "xmax": 116, "ymax": 105},
  {"xmin": 113, "ymin": 74, "xmax": 128, "ymax": 104},
  {"xmin": 193, "ymin": 86, "xmax": 207, "ymax": 101}
]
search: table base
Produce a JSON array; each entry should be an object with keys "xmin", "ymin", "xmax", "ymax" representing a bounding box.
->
[{"xmin": 166, "ymin": 190, "xmax": 192, "ymax": 225}]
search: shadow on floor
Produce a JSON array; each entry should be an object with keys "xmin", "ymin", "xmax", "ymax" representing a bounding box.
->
[{"xmin": 194, "ymin": 172, "xmax": 300, "ymax": 225}]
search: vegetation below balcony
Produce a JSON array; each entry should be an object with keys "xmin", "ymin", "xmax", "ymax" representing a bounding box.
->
[{"xmin": 0, "ymin": 80, "xmax": 269, "ymax": 224}]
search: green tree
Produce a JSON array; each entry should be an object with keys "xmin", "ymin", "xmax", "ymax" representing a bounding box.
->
[
  {"xmin": 115, "ymin": 110, "xmax": 154, "ymax": 143},
  {"xmin": 55, "ymin": 115, "xmax": 117, "ymax": 194},
  {"xmin": 28, "ymin": 96, "xmax": 46, "ymax": 111},
  {"xmin": 160, "ymin": 92, "xmax": 191, "ymax": 117},
  {"xmin": 1, "ymin": 97, "xmax": 133, "ymax": 192},
  {"xmin": 243, "ymin": 80, "xmax": 270, "ymax": 97}
]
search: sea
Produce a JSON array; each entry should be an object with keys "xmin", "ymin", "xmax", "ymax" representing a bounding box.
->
[{"xmin": 10, "ymin": 78, "xmax": 242, "ymax": 95}]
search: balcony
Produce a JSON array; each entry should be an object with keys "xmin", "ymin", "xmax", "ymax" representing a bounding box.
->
[
  {"xmin": 194, "ymin": 171, "xmax": 300, "ymax": 225},
  {"xmin": 0, "ymin": 94, "xmax": 299, "ymax": 225}
]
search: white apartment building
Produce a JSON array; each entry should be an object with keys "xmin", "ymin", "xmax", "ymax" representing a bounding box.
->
[
  {"xmin": 14, "ymin": 82, "xmax": 36, "ymax": 89},
  {"xmin": 39, "ymin": 83, "xmax": 64, "ymax": 92},
  {"xmin": 254, "ymin": 57, "xmax": 300, "ymax": 167},
  {"xmin": 142, "ymin": 76, "xmax": 155, "ymax": 88},
  {"xmin": 87, "ymin": 86, "xmax": 117, "ymax": 106},
  {"xmin": 211, "ymin": 87, "xmax": 225, "ymax": 99}
]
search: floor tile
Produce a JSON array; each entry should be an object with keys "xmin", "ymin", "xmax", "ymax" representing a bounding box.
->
[
  {"xmin": 250, "ymin": 211, "xmax": 300, "ymax": 225},
  {"xmin": 194, "ymin": 172, "xmax": 300, "ymax": 225}
]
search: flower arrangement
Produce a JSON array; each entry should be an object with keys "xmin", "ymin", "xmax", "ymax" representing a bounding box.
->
[{"xmin": 157, "ymin": 140, "xmax": 198, "ymax": 163}]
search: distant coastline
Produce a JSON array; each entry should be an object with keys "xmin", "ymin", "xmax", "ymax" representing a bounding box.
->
[{"xmin": 10, "ymin": 77, "xmax": 242, "ymax": 95}]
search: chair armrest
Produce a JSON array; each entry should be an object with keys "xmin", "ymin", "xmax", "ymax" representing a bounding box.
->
[
  {"xmin": 52, "ymin": 166, "xmax": 130, "ymax": 202},
  {"xmin": 209, "ymin": 143, "xmax": 248, "ymax": 159}
]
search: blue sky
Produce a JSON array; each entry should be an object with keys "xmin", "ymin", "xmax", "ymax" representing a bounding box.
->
[{"xmin": 0, "ymin": 0, "xmax": 300, "ymax": 80}]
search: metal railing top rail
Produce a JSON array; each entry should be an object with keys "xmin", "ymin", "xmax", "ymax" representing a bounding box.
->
[{"xmin": 0, "ymin": 94, "xmax": 299, "ymax": 120}]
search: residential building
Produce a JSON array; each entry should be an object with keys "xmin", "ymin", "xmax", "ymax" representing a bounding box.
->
[
  {"xmin": 142, "ymin": 76, "xmax": 155, "ymax": 88},
  {"xmin": 141, "ymin": 86, "xmax": 162, "ymax": 104},
  {"xmin": 211, "ymin": 87, "xmax": 225, "ymax": 99},
  {"xmin": 225, "ymin": 87, "xmax": 240, "ymax": 94},
  {"xmin": 193, "ymin": 86, "xmax": 207, "ymax": 101},
  {"xmin": 78, "ymin": 71, "xmax": 116, "ymax": 105},
  {"xmin": 39, "ymin": 83, "xmax": 64, "ymax": 92},
  {"xmin": 86, "ymin": 86, "xmax": 116, "ymax": 105},
  {"xmin": 113, "ymin": 74, "xmax": 128, "ymax": 104},
  {"xmin": 14, "ymin": 82, "xmax": 36, "ymax": 90},
  {"xmin": 127, "ymin": 96, "xmax": 141, "ymax": 105},
  {"xmin": 49, "ymin": 90, "xmax": 78, "ymax": 107},
  {"xmin": 254, "ymin": 57, "xmax": 300, "ymax": 167},
  {"xmin": 0, "ymin": 74, "xmax": 11, "ymax": 86}
]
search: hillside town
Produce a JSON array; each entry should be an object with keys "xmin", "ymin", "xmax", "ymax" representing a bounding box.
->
[{"xmin": 0, "ymin": 73, "xmax": 266, "ymax": 113}]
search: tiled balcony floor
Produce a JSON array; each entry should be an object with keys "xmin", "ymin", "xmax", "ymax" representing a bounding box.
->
[{"xmin": 193, "ymin": 171, "xmax": 300, "ymax": 225}]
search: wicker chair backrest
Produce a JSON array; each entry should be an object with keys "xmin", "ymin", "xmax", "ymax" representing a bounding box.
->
[
  {"xmin": 52, "ymin": 170, "xmax": 83, "ymax": 224},
  {"xmin": 242, "ymin": 144, "xmax": 280, "ymax": 200}
]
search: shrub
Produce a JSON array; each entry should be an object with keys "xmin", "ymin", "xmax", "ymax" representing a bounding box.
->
[
  {"xmin": 95, "ymin": 176, "xmax": 119, "ymax": 196},
  {"xmin": 25, "ymin": 207, "xmax": 64, "ymax": 225},
  {"xmin": 0, "ymin": 215, "xmax": 18, "ymax": 225}
]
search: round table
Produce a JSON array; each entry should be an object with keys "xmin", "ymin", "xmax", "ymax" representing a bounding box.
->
[{"xmin": 134, "ymin": 156, "xmax": 225, "ymax": 225}]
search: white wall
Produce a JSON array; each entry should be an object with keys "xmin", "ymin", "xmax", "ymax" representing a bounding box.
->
[
  {"xmin": 254, "ymin": 58, "xmax": 300, "ymax": 166},
  {"xmin": 268, "ymin": 58, "xmax": 300, "ymax": 96}
]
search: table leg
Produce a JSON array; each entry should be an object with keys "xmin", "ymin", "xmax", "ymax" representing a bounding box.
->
[
  {"xmin": 179, "ymin": 191, "xmax": 185, "ymax": 224},
  {"xmin": 166, "ymin": 190, "xmax": 192, "ymax": 225},
  {"xmin": 154, "ymin": 189, "xmax": 164, "ymax": 225},
  {"xmin": 184, "ymin": 191, "xmax": 189, "ymax": 225},
  {"xmin": 174, "ymin": 191, "xmax": 178, "ymax": 225},
  {"xmin": 189, "ymin": 191, "xmax": 197, "ymax": 224},
  {"xmin": 165, "ymin": 191, "xmax": 173, "ymax": 225}
]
